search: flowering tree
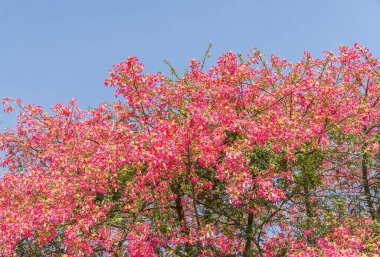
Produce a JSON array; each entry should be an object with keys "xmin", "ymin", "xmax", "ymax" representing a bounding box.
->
[{"xmin": 0, "ymin": 44, "xmax": 379, "ymax": 256}]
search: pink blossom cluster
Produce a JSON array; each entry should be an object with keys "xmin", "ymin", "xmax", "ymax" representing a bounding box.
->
[{"xmin": 0, "ymin": 44, "xmax": 379, "ymax": 256}]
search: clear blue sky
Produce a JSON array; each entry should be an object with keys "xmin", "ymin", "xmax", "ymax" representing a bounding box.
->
[{"xmin": 1, "ymin": 0, "xmax": 380, "ymax": 127}]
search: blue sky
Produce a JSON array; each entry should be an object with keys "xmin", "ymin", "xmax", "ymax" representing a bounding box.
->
[{"xmin": 1, "ymin": 0, "xmax": 380, "ymax": 127}]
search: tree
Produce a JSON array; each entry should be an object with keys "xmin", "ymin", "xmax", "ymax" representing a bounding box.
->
[{"xmin": 0, "ymin": 44, "xmax": 379, "ymax": 256}]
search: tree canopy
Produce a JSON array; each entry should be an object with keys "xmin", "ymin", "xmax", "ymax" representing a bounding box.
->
[{"xmin": 0, "ymin": 44, "xmax": 379, "ymax": 256}]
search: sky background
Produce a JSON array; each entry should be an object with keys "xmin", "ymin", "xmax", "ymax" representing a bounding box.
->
[{"xmin": 1, "ymin": 0, "xmax": 380, "ymax": 127}]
